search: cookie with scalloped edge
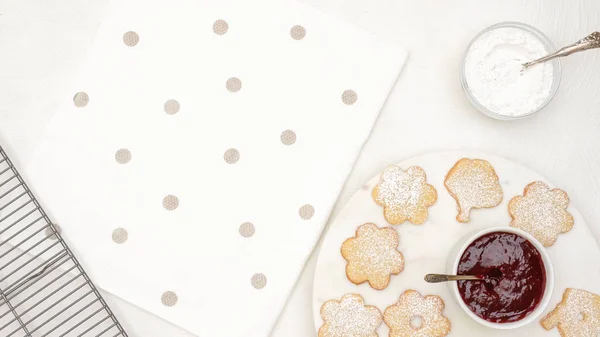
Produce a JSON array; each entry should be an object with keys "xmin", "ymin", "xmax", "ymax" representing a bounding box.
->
[
  {"xmin": 509, "ymin": 181, "xmax": 574, "ymax": 247},
  {"xmin": 341, "ymin": 223, "xmax": 404, "ymax": 290},
  {"xmin": 384, "ymin": 290, "xmax": 451, "ymax": 337},
  {"xmin": 373, "ymin": 166, "xmax": 437, "ymax": 225},
  {"xmin": 319, "ymin": 294, "xmax": 382, "ymax": 337}
]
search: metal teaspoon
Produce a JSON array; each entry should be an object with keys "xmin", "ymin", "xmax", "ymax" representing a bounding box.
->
[
  {"xmin": 523, "ymin": 31, "xmax": 600, "ymax": 69},
  {"xmin": 424, "ymin": 274, "xmax": 482, "ymax": 283}
]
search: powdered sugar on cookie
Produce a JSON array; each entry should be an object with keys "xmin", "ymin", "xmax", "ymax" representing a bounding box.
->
[
  {"xmin": 341, "ymin": 223, "xmax": 404, "ymax": 290},
  {"xmin": 319, "ymin": 294, "xmax": 382, "ymax": 337},
  {"xmin": 373, "ymin": 166, "xmax": 437, "ymax": 225},
  {"xmin": 541, "ymin": 288, "xmax": 600, "ymax": 337},
  {"xmin": 384, "ymin": 290, "xmax": 451, "ymax": 337},
  {"xmin": 509, "ymin": 181, "xmax": 574, "ymax": 247},
  {"xmin": 445, "ymin": 158, "xmax": 503, "ymax": 223}
]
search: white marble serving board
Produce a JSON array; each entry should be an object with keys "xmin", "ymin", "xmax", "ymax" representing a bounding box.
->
[{"xmin": 312, "ymin": 151, "xmax": 600, "ymax": 336}]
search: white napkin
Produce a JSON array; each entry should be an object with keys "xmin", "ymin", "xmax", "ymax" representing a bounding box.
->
[{"xmin": 23, "ymin": 0, "xmax": 407, "ymax": 335}]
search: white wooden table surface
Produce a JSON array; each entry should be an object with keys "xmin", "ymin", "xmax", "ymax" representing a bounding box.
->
[{"xmin": 1, "ymin": 0, "xmax": 599, "ymax": 336}]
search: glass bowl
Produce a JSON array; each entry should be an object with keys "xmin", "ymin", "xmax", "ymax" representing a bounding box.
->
[{"xmin": 460, "ymin": 22, "xmax": 562, "ymax": 120}]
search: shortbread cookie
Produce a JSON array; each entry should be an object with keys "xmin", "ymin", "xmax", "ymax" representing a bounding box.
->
[
  {"xmin": 541, "ymin": 288, "xmax": 600, "ymax": 337},
  {"xmin": 341, "ymin": 223, "xmax": 405, "ymax": 290},
  {"xmin": 444, "ymin": 158, "xmax": 503, "ymax": 223},
  {"xmin": 373, "ymin": 166, "xmax": 437, "ymax": 225},
  {"xmin": 509, "ymin": 181, "xmax": 574, "ymax": 247},
  {"xmin": 384, "ymin": 290, "xmax": 451, "ymax": 337},
  {"xmin": 319, "ymin": 294, "xmax": 382, "ymax": 337}
]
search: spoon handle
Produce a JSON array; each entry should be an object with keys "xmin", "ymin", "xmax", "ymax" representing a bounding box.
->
[
  {"xmin": 424, "ymin": 274, "xmax": 482, "ymax": 283},
  {"xmin": 523, "ymin": 32, "xmax": 600, "ymax": 68}
]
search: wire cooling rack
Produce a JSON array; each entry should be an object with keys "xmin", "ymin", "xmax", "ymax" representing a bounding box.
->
[{"xmin": 0, "ymin": 146, "xmax": 128, "ymax": 337}]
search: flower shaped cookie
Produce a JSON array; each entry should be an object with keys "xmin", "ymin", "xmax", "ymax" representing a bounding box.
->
[
  {"xmin": 541, "ymin": 288, "xmax": 600, "ymax": 337},
  {"xmin": 341, "ymin": 223, "xmax": 405, "ymax": 290},
  {"xmin": 373, "ymin": 166, "xmax": 437, "ymax": 225},
  {"xmin": 319, "ymin": 294, "xmax": 382, "ymax": 337},
  {"xmin": 384, "ymin": 290, "xmax": 451, "ymax": 337},
  {"xmin": 509, "ymin": 181, "xmax": 574, "ymax": 247}
]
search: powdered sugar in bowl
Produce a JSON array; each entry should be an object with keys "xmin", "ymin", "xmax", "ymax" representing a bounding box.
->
[{"xmin": 460, "ymin": 22, "xmax": 562, "ymax": 120}]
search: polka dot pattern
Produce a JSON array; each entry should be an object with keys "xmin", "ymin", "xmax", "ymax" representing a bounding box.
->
[
  {"xmin": 251, "ymin": 273, "xmax": 267, "ymax": 289},
  {"xmin": 123, "ymin": 31, "xmax": 139, "ymax": 47},
  {"xmin": 224, "ymin": 148, "xmax": 240, "ymax": 164},
  {"xmin": 45, "ymin": 224, "xmax": 61, "ymax": 240},
  {"xmin": 112, "ymin": 228, "xmax": 128, "ymax": 244},
  {"xmin": 48, "ymin": 14, "xmax": 391, "ymax": 328},
  {"xmin": 239, "ymin": 222, "xmax": 255, "ymax": 238},
  {"xmin": 163, "ymin": 195, "xmax": 179, "ymax": 211},
  {"xmin": 73, "ymin": 92, "xmax": 89, "ymax": 108},
  {"xmin": 161, "ymin": 291, "xmax": 178, "ymax": 307},
  {"xmin": 213, "ymin": 20, "xmax": 229, "ymax": 35},
  {"xmin": 115, "ymin": 149, "xmax": 131, "ymax": 164},
  {"xmin": 290, "ymin": 25, "xmax": 306, "ymax": 40},
  {"xmin": 226, "ymin": 77, "xmax": 242, "ymax": 92},
  {"xmin": 342, "ymin": 90, "xmax": 358, "ymax": 105},
  {"xmin": 299, "ymin": 204, "xmax": 315, "ymax": 220},
  {"xmin": 280, "ymin": 130, "xmax": 296, "ymax": 146},
  {"xmin": 164, "ymin": 99, "xmax": 180, "ymax": 115}
]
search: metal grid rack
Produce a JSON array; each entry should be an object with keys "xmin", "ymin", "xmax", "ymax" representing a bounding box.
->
[{"xmin": 0, "ymin": 146, "xmax": 128, "ymax": 337}]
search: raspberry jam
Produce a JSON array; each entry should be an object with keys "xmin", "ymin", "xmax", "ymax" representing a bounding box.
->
[{"xmin": 457, "ymin": 231, "xmax": 546, "ymax": 323}]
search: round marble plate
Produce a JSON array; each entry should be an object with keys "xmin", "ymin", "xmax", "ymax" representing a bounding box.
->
[{"xmin": 312, "ymin": 151, "xmax": 600, "ymax": 336}]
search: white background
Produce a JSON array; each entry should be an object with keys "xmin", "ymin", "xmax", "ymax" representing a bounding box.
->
[{"xmin": 1, "ymin": 0, "xmax": 599, "ymax": 336}]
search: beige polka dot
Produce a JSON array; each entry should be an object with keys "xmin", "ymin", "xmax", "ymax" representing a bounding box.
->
[
  {"xmin": 164, "ymin": 99, "xmax": 180, "ymax": 115},
  {"xmin": 290, "ymin": 25, "xmax": 306, "ymax": 40},
  {"xmin": 45, "ymin": 224, "xmax": 61, "ymax": 240},
  {"xmin": 123, "ymin": 31, "xmax": 139, "ymax": 47},
  {"xmin": 73, "ymin": 92, "xmax": 89, "ymax": 108},
  {"xmin": 115, "ymin": 149, "xmax": 131, "ymax": 164},
  {"xmin": 226, "ymin": 77, "xmax": 242, "ymax": 93},
  {"xmin": 280, "ymin": 130, "xmax": 296, "ymax": 146},
  {"xmin": 213, "ymin": 19, "xmax": 229, "ymax": 35},
  {"xmin": 161, "ymin": 291, "xmax": 178, "ymax": 307},
  {"xmin": 239, "ymin": 222, "xmax": 255, "ymax": 238},
  {"xmin": 251, "ymin": 273, "xmax": 267, "ymax": 289},
  {"xmin": 342, "ymin": 90, "xmax": 358, "ymax": 105},
  {"xmin": 224, "ymin": 148, "xmax": 240, "ymax": 164},
  {"xmin": 299, "ymin": 204, "xmax": 315, "ymax": 220},
  {"xmin": 163, "ymin": 195, "xmax": 179, "ymax": 211},
  {"xmin": 112, "ymin": 228, "xmax": 128, "ymax": 244}
]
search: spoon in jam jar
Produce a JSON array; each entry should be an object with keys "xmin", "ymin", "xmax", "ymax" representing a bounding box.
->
[{"xmin": 425, "ymin": 268, "xmax": 502, "ymax": 284}]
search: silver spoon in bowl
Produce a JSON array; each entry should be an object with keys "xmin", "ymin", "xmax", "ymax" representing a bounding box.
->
[
  {"xmin": 424, "ymin": 274, "xmax": 482, "ymax": 283},
  {"xmin": 425, "ymin": 268, "xmax": 502, "ymax": 283},
  {"xmin": 522, "ymin": 31, "xmax": 600, "ymax": 69}
]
